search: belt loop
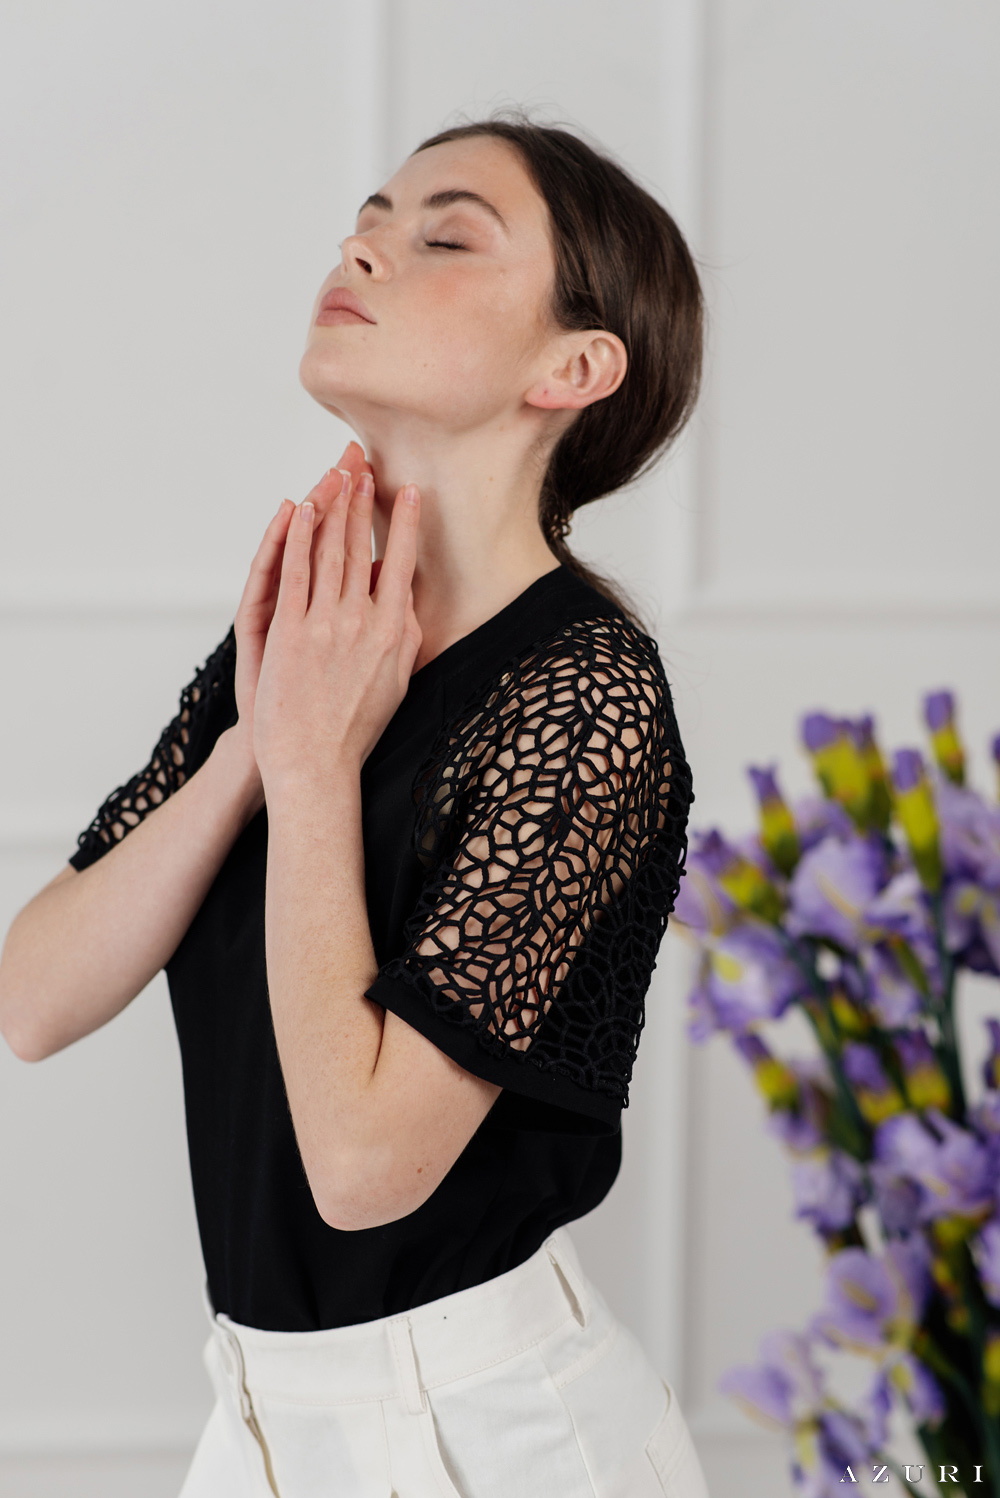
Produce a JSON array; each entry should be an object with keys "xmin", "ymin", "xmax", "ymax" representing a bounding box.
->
[
  {"xmin": 387, "ymin": 1315, "xmax": 426, "ymax": 1417},
  {"xmin": 215, "ymin": 1316, "xmax": 281, "ymax": 1497},
  {"xmin": 546, "ymin": 1231, "xmax": 591, "ymax": 1328},
  {"xmin": 216, "ymin": 1315, "xmax": 255, "ymax": 1423}
]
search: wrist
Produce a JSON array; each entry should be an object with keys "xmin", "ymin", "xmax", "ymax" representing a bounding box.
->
[
  {"xmin": 259, "ymin": 751, "xmax": 362, "ymax": 813},
  {"xmin": 210, "ymin": 725, "xmax": 266, "ymax": 822}
]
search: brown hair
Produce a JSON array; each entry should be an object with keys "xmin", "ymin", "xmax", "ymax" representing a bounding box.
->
[{"xmin": 415, "ymin": 115, "xmax": 704, "ymax": 626}]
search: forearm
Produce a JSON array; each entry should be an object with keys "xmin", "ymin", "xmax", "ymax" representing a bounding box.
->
[
  {"xmin": 262, "ymin": 762, "xmax": 387, "ymax": 1205},
  {"xmin": 0, "ymin": 727, "xmax": 262, "ymax": 1060}
]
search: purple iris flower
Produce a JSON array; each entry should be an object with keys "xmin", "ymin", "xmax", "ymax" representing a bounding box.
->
[
  {"xmin": 748, "ymin": 764, "xmax": 782, "ymax": 806},
  {"xmin": 812, "ymin": 1241, "xmax": 930, "ymax": 1353},
  {"xmin": 791, "ymin": 1150, "xmax": 867, "ymax": 1233},
  {"xmin": 892, "ymin": 749, "xmax": 925, "ymax": 794},
  {"xmin": 885, "ymin": 1233, "xmax": 933, "ymax": 1314},
  {"xmin": 672, "ymin": 863, "xmax": 734, "ymax": 936},
  {"xmin": 869, "ymin": 1163, "xmax": 922, "ymax": 1235},
  {"xmin": 811, "ymin": 1249, "xmax": 899, "ymax": 1352},
  {"xmin": 841, "ymin": 1042, "xmax": 888, "ymax": 1093},
  {"xmin": 985, "ymin": 1018, "xmax": 1000, "ymax": 1090},
  {"xmin": 973, "ymin": 1090, "xmax": 1000, "ymax": 1139},
  {"xmin": 864, "ymin": 869, "xmax": 935, "ymax": 946},
  {"xmin": 769, "ymin": 1061, "xmax": 833, "ymax": 1153},
  {"xmin": 873, "ymin": 1110, "xmax": 995, "ymax": 1222},
  {"xmin": 802, "ymin": 713, "xmax": 840, "ymax": 754},
  {"xmin": 673, "ymin": 831, "xmax": 739, "ymax": 935},
  {"xmin": 866, "ymin": 1355, "xmax": 945, "ymax": 1435},
  {"xmin": 935, "ymin": 780, "xmax": 1000, "ymax": 889},
  {"xmin": 719, "ymin": 1329, "xmax": 826, "ymax": 1428},
  {"xmin": 894, "ymin": 1028, "xmax": 937, "ymax": 1076},
  {"xmin": 722, "ymin": 1331, "xmax": 877, "ymax": 1497},
  {"xmin": 924, "ymin": 691, "xmax": 955, "ymax": 733},
  {"xmin": 857, "ymin": 945, "xmax": 923, "ymax": 1027},
  {"xmin": 694, "ymin": 921, "xmax": 804, "ymax": 1034},
  {"xmin": 786, "ymin": 836, "xmax": 886, "ymax": 949},
  {"xmin": 860, "ymin": 1369, "xmax": 892, "ymax": 1448},
  {"xmin": 793, "ymin": 797, "xmax": 853, "ymax": 853},
  {"xmin": 972, "ymin": 1217, "xmax": 1000, "ymax": 1307},
  {"xmin": 805, "ymin": 1411, "xmax": 876, "ymax": 1498},
  {"xmin": 992, "ymin": 732, "xmax": 1000, "ymax": 767},
  {"xmin": 695, "ymin": 828, "xmax": 740, "ymax": 879},
  {"xmin": 943, "ymin": 882, "xmax": 1000, "ymax": 976}
]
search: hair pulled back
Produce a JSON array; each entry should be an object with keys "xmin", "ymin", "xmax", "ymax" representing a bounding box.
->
[{"xmin": 415, "ymin": 116, "xmax": 704, "ymax": 624}]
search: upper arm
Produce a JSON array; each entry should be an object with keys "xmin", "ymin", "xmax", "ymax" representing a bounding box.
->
[
  {"xmin": 354, "ymin": 619, "xmax": 691, "ymax": 1223},
  {"xmin": 322, "ymin": 1011, "xmax": 500, "ymax": 1230}
]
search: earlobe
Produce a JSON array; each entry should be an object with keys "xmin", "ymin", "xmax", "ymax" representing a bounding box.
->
[{"xmin": 524, "ymin": 331, "xmax": 628, "ymax": 412}]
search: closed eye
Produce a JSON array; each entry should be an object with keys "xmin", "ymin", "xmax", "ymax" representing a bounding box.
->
[{"xmin": 425, "ymin": 239, "xmax": 468, "ymax": 251}]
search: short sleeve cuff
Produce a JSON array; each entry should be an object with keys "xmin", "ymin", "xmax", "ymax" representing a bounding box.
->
[
  {"xmin": 68, "ymin": 837, "xmax": 111, "ymax": 872},
  {"xmin": 366, "ymin": 971, "xmax": 621, "ymax": 1136}
]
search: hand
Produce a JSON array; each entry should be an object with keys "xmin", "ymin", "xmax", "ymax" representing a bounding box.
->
[
  {"xmin": 229, "ymin": 443, "xmax": 374, "ymax": 778},
  {"xmin": 252, "ymin": 468, "xmax": 422, "ymax": 791}
]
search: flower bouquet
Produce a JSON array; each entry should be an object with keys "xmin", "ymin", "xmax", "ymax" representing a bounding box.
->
[{"xmin": 674, "ymin": 694, "xmax": 1000, "ymax": 1495}]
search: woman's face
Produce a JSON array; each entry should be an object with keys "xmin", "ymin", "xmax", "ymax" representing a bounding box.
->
[{"xmin": 299, "ymin": 137, "xmax": 561, "ymax": 436}]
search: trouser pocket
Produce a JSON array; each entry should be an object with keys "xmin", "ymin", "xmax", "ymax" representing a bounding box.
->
[{"xmin": 644, "ymin": 1384, "xmax": 709, "ymax": 1498}]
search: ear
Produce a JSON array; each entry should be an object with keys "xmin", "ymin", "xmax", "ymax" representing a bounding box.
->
[{"xmin": 523, "ymin": 330, "xmax": 628, "ymax": 412}]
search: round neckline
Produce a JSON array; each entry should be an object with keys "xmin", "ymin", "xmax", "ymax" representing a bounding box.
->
[{"xmin": 406, "ymin": 563, "xmax": 570, "ymax": 691}]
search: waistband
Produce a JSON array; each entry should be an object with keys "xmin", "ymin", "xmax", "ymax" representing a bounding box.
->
[{"xmin": 209, "ymin": 1229, "xmax": 591, "ymax": 1410}]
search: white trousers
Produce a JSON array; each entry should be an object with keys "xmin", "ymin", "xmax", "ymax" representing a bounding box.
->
[{"xmin": 179, "ymin": 1230, "xmax": 709, "ymax": 1498}]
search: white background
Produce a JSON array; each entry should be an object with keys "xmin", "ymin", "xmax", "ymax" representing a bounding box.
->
[{"xmin": 2, "ymin": 2, "xmax": 999, "ymax": 1495}]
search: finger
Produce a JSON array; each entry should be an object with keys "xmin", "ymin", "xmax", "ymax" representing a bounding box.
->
[
  {"xmin": 309, "ymin": 469, "xmax": 352, "ymax": 611},
  {"xmin": 237, "ymin": 499, "xmax": 294, "ymax": 619},
  {"xmin": 398, "ymin": 589, "xmax": 422, "ymax": 682},
  {"xmin": 373, "ymin": 485, "xmax": 420, "ymax": 615},
  {"xmin": 335, "ymin": 440, "xmax": 373, "ymax": 488},
  {"xmin": 307, "ymin": 465, "xmax": 350, "ymax": 527},
  {"xmin": 274, "ymin": 498, "xmax": 316, "ymax": 619},
  {"xmin": 340, "ymin": 473, "xmax": 376, "ymax": 604}
]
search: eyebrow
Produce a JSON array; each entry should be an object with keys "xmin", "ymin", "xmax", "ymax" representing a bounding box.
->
[{"xmin": 358, "ymin": 188, "xmax": 510, "ymax": 234}]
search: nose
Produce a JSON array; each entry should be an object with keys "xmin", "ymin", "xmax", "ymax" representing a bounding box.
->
[{"xmin": 342, "ymin": 231, "xmax": 387, "ymax": 281}]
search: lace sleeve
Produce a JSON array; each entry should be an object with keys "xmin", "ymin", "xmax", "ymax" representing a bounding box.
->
[
  {"xmin": 367, "ymin": 616, "xmax": 693, "ymax": 1130},
  {"xmin": 69, "ymin": 627, "xmax": 237, "ymax": 871}
]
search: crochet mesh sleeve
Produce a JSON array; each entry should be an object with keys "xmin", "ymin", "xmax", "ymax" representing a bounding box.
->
[
  {"xmin": 69, "ymin": 628, "xmax": 237, "ymax": 871},
  {"xmin": 368, "ymin": 615, "xmax": 693, "ymax": 1130}
]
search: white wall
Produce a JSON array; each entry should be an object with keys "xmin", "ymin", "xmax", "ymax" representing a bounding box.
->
[{"xmin": 2, "ymin": 3, "xmax": 998, "ymax": 1496}]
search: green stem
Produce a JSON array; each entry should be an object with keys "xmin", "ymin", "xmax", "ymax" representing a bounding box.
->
[
  {"xmin": 775, "ymin": 934, "xmax": 872, "ymax": 1154},
  {"xmin": 917, "ymin": 1328, "xmax": 1000, "ymax": 1488}
]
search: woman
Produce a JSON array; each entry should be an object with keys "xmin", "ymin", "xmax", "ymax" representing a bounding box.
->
[{"xmin": 0, "ymin": 118, "xmax": 706, "ymax": 1497}]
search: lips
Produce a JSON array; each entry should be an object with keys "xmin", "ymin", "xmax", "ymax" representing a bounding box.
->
[{"xmin": 315, "ymin": 287, "xmax": 376, "ymax": 326}]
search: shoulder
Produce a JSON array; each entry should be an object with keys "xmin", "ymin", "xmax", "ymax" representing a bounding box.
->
[
  {"xmin": 416, "ymin": 608, "xmax": 689, "ymax": 844},
  {"xmin": 453, "ymin": 609, "xmax": 683, "ymax": 767}
]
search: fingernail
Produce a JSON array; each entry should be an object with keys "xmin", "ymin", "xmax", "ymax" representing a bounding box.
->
[
  {"xmin": 356, "ymin": 473, "xmax": 374, "ymax": 498},
  {"xmin": 338, "ymin": 469, "xmax": 353, "ymax": 494},
  {"xmin": 301, "ymin": 501, "xmax": 314, "ymax": 521},
  {"xmin": 403, "ymin": 484, "xmax": 419, "ymax": 505}
]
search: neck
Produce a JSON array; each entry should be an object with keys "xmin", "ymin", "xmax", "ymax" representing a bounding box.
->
[{"xmin": 359, "ymin": 415, "xmax": 562, "ymax": 670}]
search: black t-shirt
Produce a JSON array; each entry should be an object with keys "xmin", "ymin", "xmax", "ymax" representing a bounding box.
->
[{"xmin": 69, "ymin": 567, "xmax": 692, "ymax": 1332}]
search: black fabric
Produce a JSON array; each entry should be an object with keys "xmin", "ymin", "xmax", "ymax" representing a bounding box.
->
[{"xmin": 70, "ymin": 566, "xmax": 692, "ymax": 1332}]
